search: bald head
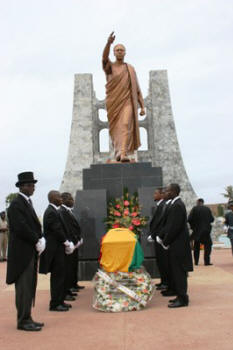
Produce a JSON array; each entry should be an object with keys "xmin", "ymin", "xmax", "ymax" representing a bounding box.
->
[
  {"xmin": 113, "ymin": 44, "xmax": 126, "ymax": 62},
  {"xmin": 48, "ymin": 190, "xmax": 62, "ymax": 206},
  {"xmin": 114, "ymin": 43, "xmax": 126, "ymax": 51}
]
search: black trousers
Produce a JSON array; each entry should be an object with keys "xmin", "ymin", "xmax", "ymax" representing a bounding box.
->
[
  {"xmin": 193, "ymin": 238, "xmax": 212, "ymax": 265},
  {"xmin": 154, "ymin": 240, "xmax": 169, "ymax": 285},
  {"xmin": 50, "ymin": 246, "xmax": 65, "ymax": 308},
  {"xmin": 71, "ymin": 249, "xmax": 79, "ymax": 287},
  {"xmin": 15, "ymin": 252, "xmax": 37, "ymax": 326},
  {"xmin": 169, "ymin": 252, "xmax": 188, "ymax": 302}
]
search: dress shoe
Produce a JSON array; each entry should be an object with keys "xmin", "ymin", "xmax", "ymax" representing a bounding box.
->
[
  {"xmin": 62, "ymin": 302, "xmax": 72, "ymax": 308},
  {"xmin": 168, "ymin": 299, "xmax": 188, "ymax": 308},
  {"xmin": 29, "ymin": 318, "xmax": 44, "ymax": 327},
  {"xmin": 70, "ymin": 287, "xmax": 79, "ymax": 293},
  {"xmin": 205, "ymin": 263, "xmax": 213, "ymax": 266},
  {"xmin": 69, "ymin": 292, "xmax": 77, "ymax": 296},
  {"xmin": 65, "ymin": 294, "xmax": 76, "ymax": 301},
  {"xmin": 161, "ymin": 290, "xmax": 177, "ymax": 297},
  {"xmin": 169, "ymin": 297, "xmax": 178, "ymax": 303},
  {"xmin": 76, "ymin": 284, "xmax": 85, "ymax": 290},
  {"xmin": 156, "ymin": 284, "xmax": 168, "ymax": 291},
  {"xmin": 155, "ymin": 282, "xmax": 162, "ymax": 287},
  {"xmin": 49, "ymin": 304, "xmax": 69, "ymax": 311},
  {"xmin": 17, "ymin": 323, "xmax": 42, "ymax": 331}
]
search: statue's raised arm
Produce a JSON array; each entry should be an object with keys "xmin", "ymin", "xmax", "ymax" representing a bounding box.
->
[
  {"xmin": 102, "ymin": 32, "xmax": 145, "ymax": 162},
  {"xmin": 102, "ymin": 32, "xmax": 115, "ymax": 72}
]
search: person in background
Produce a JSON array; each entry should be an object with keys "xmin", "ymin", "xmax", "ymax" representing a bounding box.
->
[
  {"xmin": 188, "ymin": 198, "xmax": 214, "ymax": 266},
  {"xmin": 225, "ymin": 200, "xmax": 233, "ymax": 255},
  {"xmin": 0, "ymin": 211, "xmax": 8, "ymax": 262}
]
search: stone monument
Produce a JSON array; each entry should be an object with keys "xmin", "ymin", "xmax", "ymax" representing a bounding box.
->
[{"xmin": 60, "ymin": 68, "xmax": 197, "ymax": 280}]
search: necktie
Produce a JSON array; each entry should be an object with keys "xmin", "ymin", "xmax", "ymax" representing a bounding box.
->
[{"xmin": 28, "ymin": 198, "xmax": 33, "ymax": 207}]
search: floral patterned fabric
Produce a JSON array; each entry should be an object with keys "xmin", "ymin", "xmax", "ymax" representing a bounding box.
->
[{"xmin": 93, "ymin": 266, "xmax": 155, "ymax": 312}]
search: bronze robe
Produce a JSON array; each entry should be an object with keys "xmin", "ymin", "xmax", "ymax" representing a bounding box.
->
[{"xmin": 104, "ymin": 61, "xmax": 143, "ymax": 156}]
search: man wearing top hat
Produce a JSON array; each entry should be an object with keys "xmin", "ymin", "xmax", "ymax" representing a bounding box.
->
[{"xmin": 6, "ymin": 172, "xmax": 46, "ymax": 331}]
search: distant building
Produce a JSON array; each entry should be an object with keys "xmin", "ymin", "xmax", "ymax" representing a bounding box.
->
[{"xmin": 206, "ymin": 203, "xmax": 227, "ymax": 217}]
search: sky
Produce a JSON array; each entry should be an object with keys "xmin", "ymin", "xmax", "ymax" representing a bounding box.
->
[{"xmin": 0, "ymin": 0, "xmax": 233, "ymax": 215}]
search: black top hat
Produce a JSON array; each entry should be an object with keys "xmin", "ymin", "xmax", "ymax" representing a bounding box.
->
[{"xmin": 15, "ymin": 172, "xmax": 38, "ymax": 187}]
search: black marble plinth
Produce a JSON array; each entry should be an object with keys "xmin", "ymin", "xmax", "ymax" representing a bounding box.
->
[
  {"xmin": 83, "ymin": 163, "xmax": 162, "ymax": 200},
  {"xmin": 74, "ymin": 162, "xmax": 163, "ymax": 280}
]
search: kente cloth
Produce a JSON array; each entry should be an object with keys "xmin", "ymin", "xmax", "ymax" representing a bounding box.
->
[
  {"xmin": 105, "ymin": 63, "xmax": 142, "ymax": 154},
  {"xmin": 99, "ymin": 228, "xmax": 144, "ymax": 272}
]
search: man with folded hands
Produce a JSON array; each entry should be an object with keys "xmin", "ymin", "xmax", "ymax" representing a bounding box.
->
[
  {"xmin": 157, "ymin": 184, "xmax": 193, "ymax": 308},
  {"xmin": 6, "ymin": 172, "xmax": 45, "ymax": 331},
  {"xmin": 147, "ymin": 188, "xmax": 169, "ymax": 290},
  {"xmin": 39, "ymin": 190, "xmax": 75, "ymax": 311},
  {"xmin": 60, "ymin": 192, "xmax": 84, "ymax": 295}
]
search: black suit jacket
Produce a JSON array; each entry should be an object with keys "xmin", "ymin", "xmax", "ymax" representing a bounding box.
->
[
  {"xmin": 59, "ymin": 206, "xmax": 81, "ymax": 244},
  {"xmin": 149, "ymin": 200, "xmax": 166, "ymax": 239},
  {"xmin": 39, "ymin": 204, "xmax": 67, "ymax": 274},
  {"xmin": 188, "ymin": 205, "xmax": 214, "ymax": 242},
  {"xmin": 6, "ymin": 194, "xmax": 42, "ymax": 284},
  {"xmin": 161, "ymin": 198, "xmax": 193, "ymax": 272}
]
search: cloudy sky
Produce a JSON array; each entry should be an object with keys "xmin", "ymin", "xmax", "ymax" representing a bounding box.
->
[{"xmin": 0, "ymin": 0, "xmax": 232, "ymax": 215}]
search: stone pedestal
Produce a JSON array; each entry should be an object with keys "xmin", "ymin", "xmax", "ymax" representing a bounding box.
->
[{"xmin": 74, "ymin": 162, "xmax": 162, "ymax": 280}]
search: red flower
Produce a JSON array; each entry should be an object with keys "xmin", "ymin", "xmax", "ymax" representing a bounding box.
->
[
  {"xmin": 132, "ymin": 218, "xmax": 141, "ymax": 226},
  {"xmin": 123, "ymin": 209, "xmax": 129, "ymax": 216},
  {"xmin": 131, "ymin": 212, "xmax": 138, "ymax": 217},
  {"xmin": 115, "ymin": 204, "xmax": 120, "ymax": 209},
  {"xmin": 124, "ymin": 200, "xmax": 130, "ymax": 206},
  {"xmin": 129, "ymin": 225, "xmax": 134, "ymax": 231},
  {"xmin": 114, "ymin": 211, "xmax": 121, "ymax": 217},
  {"xmin": 113, "ymin": 223, "xmax": 120, "ymax": 228}
]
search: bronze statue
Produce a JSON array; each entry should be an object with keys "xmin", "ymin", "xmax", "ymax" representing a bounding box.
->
[{"xmin": 102, "ymin": 32, "xmax": 145, "ymax": 162}]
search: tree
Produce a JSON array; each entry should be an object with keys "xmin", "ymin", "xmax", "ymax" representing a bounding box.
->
[
  {"xmin": 217, "ymin": 204, "xmax": 224, "ymax": 217},
  {"xmin": 222, "ymin": 186, "xmax": 233, "ymax": 201},
  {"xmin": 5, "ymin": 193, "xmax": 18, "ymax": 208}
]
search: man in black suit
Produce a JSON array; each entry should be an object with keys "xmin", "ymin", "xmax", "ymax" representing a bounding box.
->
[
  {"xmin": 225, "ymin": 200, "xmax": 233, "ymax": 255},
  {"xmin": 147, "ymin": 188, "xmax": 168, "ymax": 290},
  {"xmin": 158, "ymin": 183, "xmax": 193, "ymax": 308},
  {"xmin": 188, "ymin": 198, "xmax": 214, "ymax": 266},
  {"xmin": 6, "ymin": 172, "xmax": 45, "ymax": 331},
  {"xmin": 39, "ymin": 190, "xmax": 74, "ymax": 311},
  {"xmin": 59, "ymin": 192, "xmax": 84, "ymax": 295}
]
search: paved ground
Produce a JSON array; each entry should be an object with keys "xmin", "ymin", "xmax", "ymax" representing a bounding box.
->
[{"xmin": 0, "ymin": 249, "xmax": 233, "ymax": 350}]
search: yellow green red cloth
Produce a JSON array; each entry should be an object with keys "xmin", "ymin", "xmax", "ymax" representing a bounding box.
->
[{"xmin": 100, "ymin": 228, "xmax": 144, "ymax": 272}]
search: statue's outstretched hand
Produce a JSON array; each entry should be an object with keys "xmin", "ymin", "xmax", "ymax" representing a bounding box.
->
[
  {"xmin": 140, "ymin": 108, "xmax": 145, "ymax": 116},
  {"xmin": 108, "ymin": 31, "xmax": 115, "ymax": 44}
]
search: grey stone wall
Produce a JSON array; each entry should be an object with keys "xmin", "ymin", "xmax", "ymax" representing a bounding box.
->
[{"xmin": 60, "ymin": 70, "xmax": 197, "ymax": 210}]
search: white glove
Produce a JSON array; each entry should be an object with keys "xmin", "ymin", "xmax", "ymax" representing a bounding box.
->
[
  {"xmin": 224, "ymin": 225, "xmax": 228, "ymax": 233},
  {"xmin": 156, "ymin": 236, "xmax": 169, "ymax": 250},
  {"xmin": 65, "ymin": 241, "xmax": 75, "ymax": 255},
  {"xmin": 76, "ymin": 238, "xmax": 83, "ymax": 249},
  {"xmin": 63, "ymin": 240, "xmax": 70, "ymax": 247},
  {"xmin": 36, "ymin": 237, "xmax": 46, "ymax": 255},
  {"xmin": 147, "ymin": 235, "xmax": 154, "ymax": 243}
]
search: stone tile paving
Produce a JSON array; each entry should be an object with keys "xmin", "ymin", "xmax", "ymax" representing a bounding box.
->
[{"xmin": 0, "ymin": 249, "xmax": 232, "ymax": 350}]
